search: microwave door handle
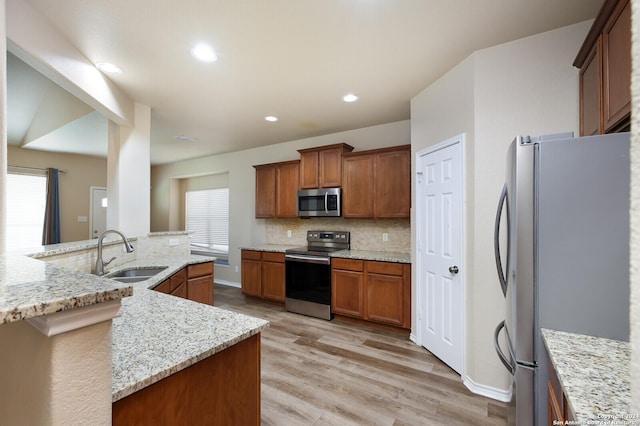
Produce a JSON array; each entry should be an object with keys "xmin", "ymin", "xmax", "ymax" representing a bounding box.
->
[
  {"xmin": 324, "ymin": 192, "xmax": 329, "ymax": 214},
  {"xmin": 494, "ymin": 183, "xmax": 510, "ymax": 297}
]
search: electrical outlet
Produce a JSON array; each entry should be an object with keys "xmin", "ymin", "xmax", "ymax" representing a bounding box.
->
[
  {"xmin": 234, "ymin": 265, "xmax": 239, "ymax": 273},
  {"xmin": 287, "ymin": 230, "xmax": 292, "ymax": 238},
  {"xmin": 169, "ymin": 238, "xmax": 180, "ymax": 246},
  {"xmin": 382, "ymin": 233, "xmax": 389, "ymax": 242}
]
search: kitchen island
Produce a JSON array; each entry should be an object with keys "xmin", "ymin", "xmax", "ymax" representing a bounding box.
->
[
  {"xmin": 542, "ymin": 328, "xmax": 630, "ymax": 422},
  {"xmin": 0, "ymin": 235, "xmax": 268, "ymax": 425}
]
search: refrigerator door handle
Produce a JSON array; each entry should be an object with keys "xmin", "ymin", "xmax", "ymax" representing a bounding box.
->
[
  {"xmin": 494, "ymin": 183, "xmax": 510, "ymax": 297},
  {"xmin": 494, "ymin": 320, "xmax": 515, "ymax": 375}
]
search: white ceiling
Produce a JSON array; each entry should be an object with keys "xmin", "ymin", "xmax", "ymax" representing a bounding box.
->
[{"xmin": 11, "ymin": 0, "xmax": 604, "ymax": 165}]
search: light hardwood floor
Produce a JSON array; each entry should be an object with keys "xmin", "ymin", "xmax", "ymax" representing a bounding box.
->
[{"xmin": 215, "ymin": 284, "xmax": 508, "ymax": 426}]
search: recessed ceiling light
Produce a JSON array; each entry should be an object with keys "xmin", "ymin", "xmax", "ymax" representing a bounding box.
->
[
  {"xmin": 174, "ymin": 135, "xmax": 198, "ymax": 142},
  {"xmin": 342, "ymin": 93, "xmax": 359, "ymax": 103},
  {"xmin": 190, "ymin": 43, "xmax": 218, "ymax": 63},
  {"xmin": 265, "ymin": 116, "xmax": 278, "ymax": 122},
  {"xmin": 95, "ymin": 62, "xmax": 123, "ymax": 74}
]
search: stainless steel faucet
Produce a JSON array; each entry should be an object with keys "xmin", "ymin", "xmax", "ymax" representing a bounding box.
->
[{"xmin": 94, "ymin": 230, "xmax": 135, "ymax": 276}]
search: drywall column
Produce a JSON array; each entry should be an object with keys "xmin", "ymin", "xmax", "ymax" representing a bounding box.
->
[
  {"xmin": 107, "ymin": 103, "xmax": 151, "ymax": 236},
  {"xmin": 0, "ymin": 0, "xmax": 7, "ymax": 254},
  {"xmin": 629, "ymin": 0, "xmax": 639, "ymax": 415},
  {"xmin": 0, "ymin": 319, "xmax": 113, "ymax": 425}
]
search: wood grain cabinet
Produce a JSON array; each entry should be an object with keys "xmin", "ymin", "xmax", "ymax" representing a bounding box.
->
[
  {"xmin": 253, "ymin": 160, "xmax": 300, "ymax": 218},
  {"xmin": 575, "ymin": 0, "xmax": 631, "ymax": 135},
  {"xmin": 241, "ymin": 250, "xmax": 286, "ymax": 302},
  {"xmin": 546, "ymin": 347, "xmax": 576, "ymax": 424},
  {"xmin": 297, "ymin": 143, "xmax": 354, "ymax": 189},
  {"xmin": 332, "ymin": 258, "xmax": 411, "ymax": 329},
  {"xmin": 342, "ymin": 145, "xmax": 410, "ymax": 219},
  {"xmin": 153, "ymin": 262, "xmax": 214, "ymax": 305}
]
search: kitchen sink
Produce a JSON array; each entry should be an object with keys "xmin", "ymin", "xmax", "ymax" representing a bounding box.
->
[{"xmin": 107, "ymin": 267, "xmax": 168, "ymax": 283}]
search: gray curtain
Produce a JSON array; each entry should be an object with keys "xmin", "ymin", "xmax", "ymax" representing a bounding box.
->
[{"xmin": 42, "ymin": 168, "xmax": 61, "ymax": 245}]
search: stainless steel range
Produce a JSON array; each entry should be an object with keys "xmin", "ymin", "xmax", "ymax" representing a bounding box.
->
[{"xmin": 285, "ymin": 230, "xmax": 350, "ymax": 320}]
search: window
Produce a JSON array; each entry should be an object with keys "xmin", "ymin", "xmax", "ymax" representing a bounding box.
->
[
  {"xmin": 186, "ymin": 188, "xmax": 229, "ymax": 265},
  {"xmin": 6, "ymin": 173, "xmax": 47, "ymax": 249}
]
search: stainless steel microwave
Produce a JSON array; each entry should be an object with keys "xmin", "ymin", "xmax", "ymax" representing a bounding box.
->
[{"xmin": 297, "ymin": 188, "xmax": 341, "ymax": 217}]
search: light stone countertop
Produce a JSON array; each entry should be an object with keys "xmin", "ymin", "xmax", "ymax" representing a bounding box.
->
[
  {"xmin": 0, "ymin": 254, "xmax": 133, "ymax": 324},
  {"xmin": 105, "ymin": 255, "xmax": 269, "ymax": 401},
  {"xmin": 542, "ymin": 328, "xmax": 631, "ymax": 422},
  {"xmin": 1, "ymin": 241, "xmax": 269, "ymax": 403},
  {"xmin": 241, "ymin": 244, "xmax": 411, "ymax": 264}
]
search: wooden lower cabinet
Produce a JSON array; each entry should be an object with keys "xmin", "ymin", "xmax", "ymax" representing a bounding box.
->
[
  {"xmin": 546, "ymin": 346, "xmax": 576, "ymax": 424},
  {"xmin": 112, "ymin": 333, "xmax": 261, "ymax": 425},
  {"xmin": 153, "ymin": 262, "xmax": 214, "ymax": 305},
  {"xmin": 332, "ymin": 258, "xmax": 410, "ymax": 329},
  {"xmin": 241, "ymin": 250, "xmax": 285, "ymax": 302}
]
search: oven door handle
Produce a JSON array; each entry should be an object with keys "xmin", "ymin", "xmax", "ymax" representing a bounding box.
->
[{"xmin": 285, "ymin": 254, "xmax": 331, "ymax": 265}]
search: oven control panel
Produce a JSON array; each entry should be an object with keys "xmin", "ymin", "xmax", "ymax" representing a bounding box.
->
[{"xmin": 307, "ymin": 230, "xmax": 350, "ymax": 243}]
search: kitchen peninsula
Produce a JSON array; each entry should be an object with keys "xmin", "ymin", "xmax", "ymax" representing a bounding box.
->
[{"xmin": 0, "ymin": 233, "xmax": 268, "ymax": 425}]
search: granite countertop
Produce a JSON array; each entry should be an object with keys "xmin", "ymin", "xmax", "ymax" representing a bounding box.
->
[
  {"xmin": 107, "ymin": 255, "xmax": 269, "ymax": 401},
  {"xmin": 542, "ymin": 328, "xmax": 631, "ymax": 422},
  {"xmin": 0, "ymin": 254, "xmax": 132, "ymax": 324},
  {"xmin": 241, "ymin": 244, "xmax": 411, "ymax": 264}
]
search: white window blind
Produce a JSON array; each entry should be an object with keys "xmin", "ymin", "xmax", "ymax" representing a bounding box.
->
[
  {"xmin": 6, "ymin": 173, "xmax": 47, "ymax": 249},
  {"xmin": 186, "ymin": 188, "xmax": 229, "ymax": 263}
]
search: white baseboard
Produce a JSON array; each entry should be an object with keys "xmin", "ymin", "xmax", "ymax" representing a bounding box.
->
[
  {"xmin": 409, "ymin": 332, "xmax": 417, "ymax": 344},
  {"xmin": 463, "ymin": 375, "xmax": 512, "ymax": 402},
  {"xmin": 214, "ymin": 279, "xmax": 241, "ymax": 288}
]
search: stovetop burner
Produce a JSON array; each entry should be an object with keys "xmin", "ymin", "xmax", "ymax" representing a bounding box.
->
[{"xmin": 285, "ymin": 230, "xmax": 350, "ymax": 257}]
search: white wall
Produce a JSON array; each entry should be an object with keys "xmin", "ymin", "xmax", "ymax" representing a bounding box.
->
[
  {"xmin": 411, "ymin": 21, "xmax": 591, "ymax": 395},
  {"xmin": 151, "ymin": 120, "xmax": 411, "ymax": 285}
]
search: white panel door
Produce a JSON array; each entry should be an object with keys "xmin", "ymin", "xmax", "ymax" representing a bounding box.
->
[{"xmin": 417, "ymin": 137, "xmax": 463, "ymax": 374}]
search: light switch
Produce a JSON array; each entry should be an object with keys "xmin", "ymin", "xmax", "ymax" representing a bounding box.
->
[{"xmin": 78, "ymin": 216, "xmax": 88, "ymax": 223}]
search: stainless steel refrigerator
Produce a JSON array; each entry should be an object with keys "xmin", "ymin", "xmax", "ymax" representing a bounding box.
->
[{"xmin": 493, "ymin": 132, "xmax": 630, "ymax": 425}]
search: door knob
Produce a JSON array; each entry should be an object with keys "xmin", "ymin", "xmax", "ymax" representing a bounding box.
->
[{"xmin": 449, "ymin": 266, "xmax": 459, "ymax": 274}]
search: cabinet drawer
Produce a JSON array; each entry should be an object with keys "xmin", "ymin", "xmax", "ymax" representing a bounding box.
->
[
  {"xmin": 188, "ymin": 262, "xmax": 214, "ymax": 278},
  {"xmin": 367, "ymin": 261, "xmax": 405, "ymax": 276},
  {"xmin": 262, "ymin": 251, "xmax": 285, "ymax": 263},
  {"xmin": 241, "ymin": 250, "xmax": 262, "ymax": 261},
  {"xmin": 332, "ymin": 258, "xmax": 364, "ymax": 272}
]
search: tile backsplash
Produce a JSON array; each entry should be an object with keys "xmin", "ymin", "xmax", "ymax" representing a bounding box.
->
[{"xmin": 265, "ymin": 218, "xmax": 410, "ymax": 253}]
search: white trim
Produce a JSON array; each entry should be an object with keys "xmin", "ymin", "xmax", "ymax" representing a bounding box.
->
[
  {"xmin": 414, "ymin": 133, "xmax": 466, "ymax": 377},
  {"xmin": 409, "ymin": 332, "xmax": 417, "ymax": 344},
  {"xmin": 27, "ymin": 300, "xmax": 121, "ymax": 337},
  {"xmin": 463, "ymin": 375, "xmax": 512, "ymax": 403},
  {"xmin": 215, "ymin": 278, "xmax": 241, "ymax": 288},
  {"xmin": 89, "ymin": 186, "xmax": 107, "ymax": 239}
]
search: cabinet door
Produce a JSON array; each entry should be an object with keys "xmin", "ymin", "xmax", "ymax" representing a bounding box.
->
[
  {"xmin": 319, "ymin": 147, "xmax": 343, "ymax": 187},
  {"xmin": 154, "ymin": 279, "xmax": 171, "ymax": 294},
  {"xmin": 276, "ymin": 161, "xmax": 300, "ymax": 218},
  {"xmin": 241, "ymin": 251, "xmax": 262, "ymax": 297},
  {"xmin": 299, "ymin": 151, "xmax": 319, "ymax": 189},
  {"xmin": 188, "ymin": 276, "xmax": 214, "ymax": 305},
  {"xmin": 331, "ymin": 269, "xmax": 364, "ymax": 318},
  {"xmin": 254, "ymin": 165, "xmax": 276, "ymax": 218},
  {"xmin": 171, "ymin": 281, "xmax": 187, "ymax": 299},
  {"xmin": 580, "ymin": 43, "xmax": 602, "ymax": 136},
  {"xmin": 342, "ymin": 154, "xmax": 374, "ymax": 218},
  {"xmin": 170, "ymin": 268, "xmax": 187, "ymax": 292},
  {"xmin": 374, "ymin": 148, "xmax": 410, "ymax": 218},
  {"xmin": 261, "ymin": 260, "xmax": 285, "ymax": 302},
  {"xmin": 602, "ymin": 0, "xmax": 631, "ymax": 131},
  {"xmin": 366, "ymin": 273, "xmax": 404, "ymax": 326}
]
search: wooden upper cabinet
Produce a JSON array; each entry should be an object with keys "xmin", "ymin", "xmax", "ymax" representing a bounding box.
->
[
  {"xmin": 253, "ymin": 160, "xmax": 299, "ymax": 218},
  {"xmin": 574, "ymin": 0, "xmax": 630, "ymax": 135},
  {"xmin": 602, "ymin": 0, "xmax": 631, "ymax": 132},
  {"xmin": 342, "ymin": 153, "xmax": 374, "ymax": 218},
  {"xmin": 253, "ymin": 165, "xmax": 276, "ymax": 218},
  {"xmin": 275, "ymin": 161, "xmax": 300, "ymax": 218},
  {"xmin": 342, "ymin": 145, "xmax": 410, "ymax": 219},
  {"xmin": 298, "ymin": 143, "xmax": 354, "ymax": 189},
  {"xmin": 374, "ymin": 147, "xmax": 410, "ymax": 218}
]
